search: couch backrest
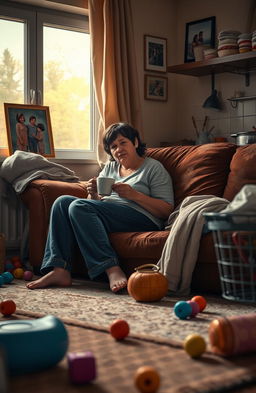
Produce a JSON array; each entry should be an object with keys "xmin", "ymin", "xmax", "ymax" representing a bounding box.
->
[
  {"xmin": 147, "ymin": 143, "xmax": 237, "ymax": 207},
  {"xmin": 223, "ymin": 144, "xmax": 256, "ymax": 201}
]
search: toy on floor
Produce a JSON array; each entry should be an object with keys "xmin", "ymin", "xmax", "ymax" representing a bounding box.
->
[
  {"xmin": 109, "ymin": 319, "xmax": 130, "ymax": 340},
  {"xmin": 134, "ymin": 366, "xmax": 160, "ymax": 393},
  {"xmin": 4, "ymin": 260, "xmax": 14, "ymax": 272},
  {"xmin": 0, "ymin": 276, "xmax": 3, "ymax": 287},
  {"xmin": 209, "ymin": 313, "xmax": 256, "ymax": 356},
  {"xmin": 2, "ymin": 272, "xmax": 14, "ymax": 284},
  {"xmin": 67, "ymin": 351, "xmax": 96, "ymax": 384},
  {"xmin": 23, "ymin": 270, "xmax": 33, "ymax": 281},
  {"xmin": 0, "ymin": 315, "xmax": 68, "ymax": 375},
  {"xmin": 174, "ymin": 301, "xmax": 192, "ymax": 320},
  {"xmin": 191, "ymin": 295, "xmax": 207, "ymax": 312},
  {"xmin": 183, "ymin": 333, "xmax": 206, "ymax": 358},
  {"xmin": 174, "ymin": 295, "xmax": 207, "ymax": 320},
  {"xmin": 13, "ymin": 268, "xmax": 24, "ymax": 279},
  {"xmin": 0, "ymin": 299, "xmax": 16, "ymax": 316}
]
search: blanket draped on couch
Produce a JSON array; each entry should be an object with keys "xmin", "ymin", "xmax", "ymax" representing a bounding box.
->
[{"xmin": 157, "ymin": 195, "xmax": 229, "ymax": 295}]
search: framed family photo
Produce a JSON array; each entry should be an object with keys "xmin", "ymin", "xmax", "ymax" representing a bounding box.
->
[
  {"xmin": 184, "ymin": 16, "xmax": 216, "ymax": 62},
  {"xmin": 4, "ymin": 103, "xmax": 55, "ymax": 157},
  {"xmin": 144, "ymin": 35, "xmax": 167, "ymax": 73},
  {"xmin": 144, "ymin": 74, "xmax": 168, "ymax": 102}
]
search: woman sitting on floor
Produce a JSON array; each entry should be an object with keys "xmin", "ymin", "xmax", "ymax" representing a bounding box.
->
[{"xmin": 27, "ymin": 122, "xmax": 174, "ymax": 293}]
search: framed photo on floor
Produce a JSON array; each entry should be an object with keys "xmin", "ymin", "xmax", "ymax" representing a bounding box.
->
[
  {"xmin": 144, "ymin": 35, "xmax": 167, "ymax": 73},
  {"xmin": 4, "ymin": 103, "xmax": 55, "ymax": 157},
  {"xmin": 144, "ymin": 74, "xmax": 168, "ymax": 102},
  {"xmin": 184, "ymin": 16, "xmax": 216, "ymax": 62}
]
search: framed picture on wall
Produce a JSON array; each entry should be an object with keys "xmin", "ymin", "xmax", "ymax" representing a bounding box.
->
[
  {"xmin": 144, "ymin": 74, "xmax": 168, "ymax": 102},
  {"xmin": 184, "ymin": 16, "xmax": 216, "ymax": 62},
  {"xmin": 144, "ymin": 35, "xmax": 167, "ymax": 73},
  {"xmin": 4, "ymin": 103, "xmax": 55, "ymax": 157}
]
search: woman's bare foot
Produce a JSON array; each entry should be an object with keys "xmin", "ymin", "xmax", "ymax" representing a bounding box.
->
[
  {"xmin": 106, "ymin": 266, "xmax": 127, "ymax": 293},
  {"xmin": 26, "ymin": 268, "xmax": 72, "ymax": 290}
]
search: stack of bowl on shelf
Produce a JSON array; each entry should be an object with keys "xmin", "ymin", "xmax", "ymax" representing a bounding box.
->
[
  {"xmin": 217, "ymin": 30, "xmax": 240, "ymax": 57},
  {"xmin": 252, "ymin": 31, "xmax": 256, "ymax": 51},
  {"xmin": 237, "ymin": 33, "xmax": 252, "ymax": 53},
  {"xmin": 203, "ymin": 48, "xmax": 217, "ymax": 60}
]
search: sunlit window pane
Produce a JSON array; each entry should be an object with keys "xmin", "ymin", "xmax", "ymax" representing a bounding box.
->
[
  {"xmin": 43, "ymin": 26, "xmax": 91, "ymax": 151},
  {"xmin": 0, "ymin": 18, "xmax": 24, "ymax": 149}
]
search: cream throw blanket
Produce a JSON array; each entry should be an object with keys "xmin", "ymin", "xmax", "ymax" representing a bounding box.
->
[
  {"xmin": 157, "ymin": 195, "xmax": 229, "ymax": 296},
  {"xmin": 0, "ymin": 150, "xmax": 79, "ymax": 194}
]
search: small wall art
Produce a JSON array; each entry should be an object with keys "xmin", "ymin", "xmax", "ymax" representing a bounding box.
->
[{"xmin": 144, "ymin": 35, "xmax": 167, "ymax": 73}]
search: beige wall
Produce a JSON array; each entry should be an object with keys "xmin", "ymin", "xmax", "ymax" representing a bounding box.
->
[
  {"xmin": 172, "ymin": 0, "xmax": 256, "ymax": 143},
  {"xmin": 130, "ymin": 0, "xmax": 177, "ymax": 148},
  {"xmin": 130, "ymin": 0, "xmax": 255, "ymax": 147}
]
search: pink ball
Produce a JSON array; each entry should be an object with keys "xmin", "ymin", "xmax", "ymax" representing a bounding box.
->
[
  {"xmin": 23, "ymin": 270, "xmax": 33, "ymax": 281},
  {"xmin": 187, "ymin": 300, "xmax": 200, "ymax": 317}
]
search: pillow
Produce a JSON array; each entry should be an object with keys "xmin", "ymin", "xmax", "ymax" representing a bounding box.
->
[
  {"xmin": 223, "ymin": 144, "xmax": 256, "ymax": 201},
  {"xmin": 147, "ymin": 143, "xmax": 236, "ymax": 207}
]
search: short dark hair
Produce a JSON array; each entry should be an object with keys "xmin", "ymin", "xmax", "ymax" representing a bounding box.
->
[
  {"xmin": 37, "ymin": 123, "xmax": 45, "ymax": 131},
  {"xmin": 103, "ymin": 123, "xmax": 146, "ymax": 160},
  {"xmin": 29, "ymin": 115, "xmax": 36, "ymax": 122},
  {"xmin": 16, "ymin": 113, "xmax": 25, "ymax": 122}
]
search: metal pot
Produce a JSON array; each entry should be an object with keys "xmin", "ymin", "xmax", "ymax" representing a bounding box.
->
[{"xmin": 230, "ymin": 131, "xmax": 256, "ymax": 146}]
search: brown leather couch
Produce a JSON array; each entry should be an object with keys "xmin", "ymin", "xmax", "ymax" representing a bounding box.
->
[{"xmin": 20, "ymin": 143, "xmax": 256, "ymax": 294}]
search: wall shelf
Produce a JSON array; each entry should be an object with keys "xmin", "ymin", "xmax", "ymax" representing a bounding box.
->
[
  {"xmin": 167, "ymin": 51, "xmax": 256, "ymax": 78},
  {"xmin": 227, "ymin": 95, "xmax": 256, "ymax": 102}
]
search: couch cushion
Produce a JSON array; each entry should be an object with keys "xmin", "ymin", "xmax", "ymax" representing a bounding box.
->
[
  {"xmin": 147, "ymin": 143, "xmax": 237, "ymax": 207},
  {"xmin": 223, "ymin": 144, "xmax": 256, "ymax": 201},
  {"xmin": 109, "ymin": 231, "xmax": 169, "ymax": 259}
]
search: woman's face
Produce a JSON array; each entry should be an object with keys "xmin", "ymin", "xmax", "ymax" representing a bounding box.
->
[
  {"xmin": 109, "ymin": 134, "xmax": 138, "ymax": 164},
  {"xmin": 19, "ymin": 115, "xmax": 25, "ymax": 123}
]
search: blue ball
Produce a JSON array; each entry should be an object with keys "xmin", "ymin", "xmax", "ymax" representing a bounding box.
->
[
  {"xmin": 0, "ymin": 276, "xmax": 4, "ymax": 287},
  {"xmin": 2, "ymin": 271, "xmax": 14, "ymax": 284},
  {"xmin": 4, "ymin": 262, "xmax": 14, "ymax": 272},
  {"xmin": 174, "ymin": 300, "xmax": 192, "ymax": 320}
]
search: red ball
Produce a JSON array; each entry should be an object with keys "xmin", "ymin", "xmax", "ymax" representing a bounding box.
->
[
  {"xmin": 0, "ymin": 299, "xmax": 16, "ymax": 316},
  {"xmin": 191, "ymin": 295, "xmax": 207, "ymax": 312},
  {"xmin": 13, "ymin": 261, "xmax": 22, "ymax": 269},
  {"xmin": 109, "ymin": 319, "xmax": 129, "ymax": 340}
]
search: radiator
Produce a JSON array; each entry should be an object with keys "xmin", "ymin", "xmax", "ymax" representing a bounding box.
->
[{"xmin": 0, "ymin": 180, "xmax": 28, "ymax": 251}]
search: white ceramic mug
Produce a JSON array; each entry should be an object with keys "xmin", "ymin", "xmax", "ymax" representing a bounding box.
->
[{"xmin": 96, "ymin": 177, "xmax": 115, "ymax": 196}]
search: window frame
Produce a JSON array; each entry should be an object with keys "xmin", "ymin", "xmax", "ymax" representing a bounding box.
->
[{"xmin": 0, "ymin": 1, "xmax": 97, "ymax": 161}]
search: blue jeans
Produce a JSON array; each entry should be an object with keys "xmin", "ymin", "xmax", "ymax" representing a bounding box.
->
[{"xmin": 40, "ymin": 195, "xmax": 159, "ymax": 279}]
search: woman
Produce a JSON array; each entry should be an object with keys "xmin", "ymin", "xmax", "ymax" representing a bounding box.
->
[
  {"xmin": 27, "ymin": 123, "xmax": 174, "ymax": 292},
  {"xmin": 16, "ymin": 113, "xmax": 28, "ymax": 151}
]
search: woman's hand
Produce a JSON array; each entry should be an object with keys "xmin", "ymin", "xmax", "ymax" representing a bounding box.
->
[
  {"xmin": 112, "ymin": 183, "xmax": 137, "ymax": 199},
  {"xmin": 113, "ymin": 182, "xmax": 173, "ymax": 219},
  {"xmin": 87, "ymin": 177, "xmax": 101, "ymax": 200}
]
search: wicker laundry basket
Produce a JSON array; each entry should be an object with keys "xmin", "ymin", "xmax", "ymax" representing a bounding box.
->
[{"xmin": 204, "ymin": 213, "xmax": 256, "ymax": 303}]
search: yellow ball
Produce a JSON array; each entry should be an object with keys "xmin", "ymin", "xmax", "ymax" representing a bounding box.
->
[
  {"xmin": 183, "ymin": 334, "xmax": 206, "ymax": 358},
  {"xmin": 13, "ymin": 268, "xmax": 24, "ymax": 279}
]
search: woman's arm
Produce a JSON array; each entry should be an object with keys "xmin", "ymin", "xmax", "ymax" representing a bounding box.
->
[{"xmin": 112, "ymin": 183, "xmax": 173, "ymax": 219}]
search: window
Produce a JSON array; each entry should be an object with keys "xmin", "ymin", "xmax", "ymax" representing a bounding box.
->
[{"xmin": 0, "ymin": 2, "xmax": 95, "ymax": 160}]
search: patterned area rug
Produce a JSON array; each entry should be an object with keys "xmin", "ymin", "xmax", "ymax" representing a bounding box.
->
[
  {"xmin": 2, "ymin": 278, "xmax": 256, "ymax": 344},
  {"xmin": 4, "ymin": 312, "xmax": 256, "ymax": 393}
]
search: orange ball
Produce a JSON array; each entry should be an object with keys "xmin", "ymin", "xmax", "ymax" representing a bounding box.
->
[
  {"xmin": 109, "ymin": 319, "xmax": 129, "ymax": 340},
  {"xmin": 0, "ymin": 299, "xmax": 16, "ymax": 316},
  {"xmin": 13, "ymin": 268, "xmax": 24, "ymax": 279},
  {"xmin": 191, "ymin": 295, "xmax": 207, "ymax": 312},
  {"xmin": 134, "ymin": 366, "xmax": 160, "ymax": 393}
]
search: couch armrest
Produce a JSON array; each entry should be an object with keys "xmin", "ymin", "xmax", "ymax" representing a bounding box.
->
[{"xmin": 20, "ymin": 179, "xmax": 88, "ymax": 268}]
